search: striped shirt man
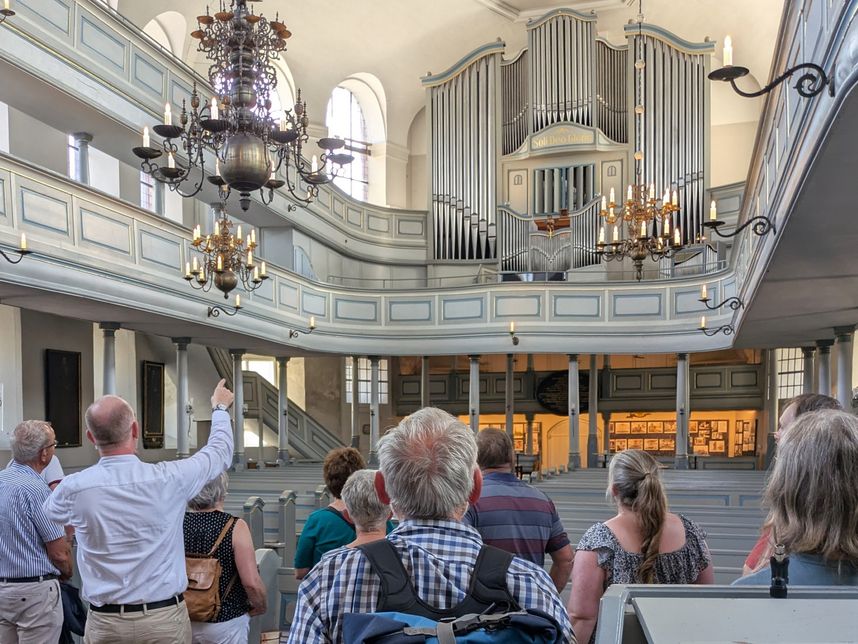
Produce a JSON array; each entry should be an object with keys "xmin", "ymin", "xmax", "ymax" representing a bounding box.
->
[
  {"xmin": 0, "ymin": 461, "xmax": 64, "ymax": 578},
  {"xmin": 463, "ymin": 471, "xmax": 570, "ymax": 565},
  {"xmin": 287, "ymin": 519, "xmax": 573, "ymax": 643}
]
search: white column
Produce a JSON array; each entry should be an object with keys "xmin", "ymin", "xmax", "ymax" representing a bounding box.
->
[
  {"xmin": 369, "ymin": 356, "xmax": 380, "ymax": 465},
  {"xmin": 154, "ymin": 179, "xmax": 165, "ymax": 216},
  {"xmin": 835, "ymin": 327, "xmax": 855, "ymax": 410},
  {"xmin": 72, "ymin": 132, "xmax": 92, "ymax": 185},
  {"xmin": 801, "ymin": 346, "xmax": 815, "ymax": 394},
  {"xmin": 505, "ymin": 354, "xmax": 514, "ymax": 438},
  {"xmin": 587, "ymin": 355, "xmax": 598, "ymax": 468},
  {"xmin": 421, "ymin": 356, "xmax": 431, "ymax": 408},
  {"xmin": 230, "ymin": 349, "xmax": 245, "ymax": 469},
  {"xmin": 99, "ymin": 322, "xmax": 119, "ymax": 396},
  {"xmin": 277, "ymin": 357, "xmax": 290, "ymax": 465},
  {"xmin": 817, "ymin": 340, "xmax": 833, "ymax": 396},
  {"xmin": 174, "ymin": 337, "xmax": 190, "ymax": 458},
  {"xmin": 568, "ymin": 354, "xmax": 580, "ymax": 470},
  {"xmin": 351, "ymin": 356, "xmax": 361, "ymax": 448},
  {"xmin": 675, "ymin": 353, "xmax": 690, "ymax": 470},
  {"xmin": 469, "ymin": 355, "xmax": 480, "ymax": 433}
]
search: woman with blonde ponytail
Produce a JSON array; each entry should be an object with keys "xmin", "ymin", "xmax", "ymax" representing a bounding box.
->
[{"xmin": 568, "ymin": 450, "xmax": 714, "ymax": 643}]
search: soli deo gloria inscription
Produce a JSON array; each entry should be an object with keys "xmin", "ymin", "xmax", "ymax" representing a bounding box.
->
[{"xmin": 533, "ymin": 128, "xmax": 594, "ymax": 148}]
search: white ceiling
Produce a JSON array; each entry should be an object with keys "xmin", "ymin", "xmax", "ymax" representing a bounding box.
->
[{"xmin": 114, "ymin": 0, "xmax": 785, "ymax": 146}]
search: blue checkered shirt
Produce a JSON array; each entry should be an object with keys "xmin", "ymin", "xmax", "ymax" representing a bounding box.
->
[{"xmin": 286, "ymin": 519, "xmax": 574, "ymax": 643}]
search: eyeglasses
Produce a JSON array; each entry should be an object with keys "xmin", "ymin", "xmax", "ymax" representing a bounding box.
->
[{"xmin": 42, "ymin": 441, "xmax": 58, "ymax": 450}]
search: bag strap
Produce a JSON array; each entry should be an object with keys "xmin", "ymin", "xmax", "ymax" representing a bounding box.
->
[
  {"xmin": 208, "ymin": 516, "xmax": 237, "ymax": 557},
  {"xmin": 357, "ymin": 539, "xmax": 414, "ymax": 612},
  {"xmin": 323, "ymin": 506, "xmax": 354, "ymax": 527},
  {"xmin": 468, "ymin": 544, "xmax": 517, "ymax": 608}
]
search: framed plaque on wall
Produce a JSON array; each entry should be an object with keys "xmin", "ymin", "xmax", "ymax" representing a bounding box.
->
[
  {"xmin": 141, "ymin": 361, "xmax": 165, "ymax": 449},
  {"xmin": 45, "ymin": 349, "xmax": 82, "ymax": 447}
]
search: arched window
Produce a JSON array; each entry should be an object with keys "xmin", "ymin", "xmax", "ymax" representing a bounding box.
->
[{"xmin": 325, "ymin": 86, "xmax": 370, "ymax": 201}]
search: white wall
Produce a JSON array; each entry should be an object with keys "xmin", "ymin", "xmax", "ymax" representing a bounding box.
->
[
  {"xmin": 0, "ymin": 102, "xmax": 9, "ymax": 154},
  {"xmin": 89, "ymin": 145, "xmax": 121, "ymax": 197}
]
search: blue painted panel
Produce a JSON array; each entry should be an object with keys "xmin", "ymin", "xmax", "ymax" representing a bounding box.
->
[
  {"xmin": 131, "ymin": 50, "xmax": 166, "ymax": 98},
  {"xmin": 612, "ymin": 293, "xmax": 662, "ymax": 318},
  {"xmin": 79, "ymin": 208, "xmax": 131, "ymax": 254},
  {"xmin": 442, "ymin": 297, "xmax": 485, "ymax": 321},
  {"xmin": 79, "ymin": 13, "xmax": 128, "ymax": 73},
  {"xmin": 335, "ymin": 298, "xmax": 378, "ymax": 322},
  {"xmin": 494, "ymin": 294, "xmax": 541, "ymax": 319},
  {"xmin": 23, "ymin": 0, "xmax": 72, "ymax": 35},
  {"xmin": 20, "ymin": 188, "xmax": 70, "ymax": 235},
  {"xmin": 388, "ymin": 300, "xmax": 433, "ymax": 323},
  {"xmin": 138, "ymin": 229, "xmax": 181, "ymax": 270},
  {"xmin": 301, "ymin": 290, "xmax": 327, "ymax": 316},
  {"xmin": 278, "ymin": 283, "xmax": 299, "ymax": 310},
  {"xmin": 552, "ymin": 294, "xmax": 601, "ymax": 318}
]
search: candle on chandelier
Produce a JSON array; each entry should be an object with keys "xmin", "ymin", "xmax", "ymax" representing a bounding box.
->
[
  {"xmin": 216, "ymin": 255, "xmax": 223, "ymax": 272},
  {"xmin": 609, "ymin": 187, "xmax": 615, "ymax": 204},
  {"xmin": 664, "ymin": 215, "xmax": 671, "ymax": 234},
  {"xmin": 142, "ymin": 126, "xmax": 150, "ymax": 149},
  {"xmin": 247, "ymin": 250, "xmax": 253, "ymax": 267},
  {"xmin": 235, "ymin": 294, "xmax": 241, "ymax": 308},
  {"xmin": 214, "ymin": 222, "xmax": 220, "ymax": 236},
  {"xmin": 167, "ymin": 152, "xmax": 175, "ymax": 169},
  {"xmin": 710, "ymin": 200, "xmax": 717, "ymax": 221},
  {"xmin": 598, "ymin": 226, "xmax": 606, "ymax": 245},
  {"xmin": 210, "ymin": 98, "xmax": 219, "ymax": 120},
  {"xmin": 311, "ymin": 156, "xmax": 319, "ymax": 173},
  {"xmin": 627, "ymin": 185, "xmax": 633, "ymax": 201},
  {"xmin": 192, "ymin": 256, "xmax": 199, "ymax": 272},
  {"xmin": 648, "ymin": 184, "xmax": 655, "ymax": 200},
  {"xmin": 253, "ymin": 265, "xmax": 260, "ymax": 281},
  {"xmin": 260, "ymin": 261, "xmax": 267, "ymax": 277},
  {"xmin": 701, "ymin": 284, "xmax": 708, "ymax": 300},
  {"xmin": 199, "ymin": 268, "xmax": 206, "ymax": 284},
  {"xmin": 601, "ymin": 195, "xmax": 607, "ymax": 211},
  {"xmin": 662, "ymin": 190, "xmax": 669, "ymax": 205},
  {"xmin": 640, "ymin": 220, "xmax": 647, "ymax": 238},
  {"xmin": 246, "ymin": 234, "xmax": 251, "ymax": 247},
  {"xmin": 674, "ymin": 227, "xmax": 681, "ymax": 246},
  {"xmin": 164, "ymin": 103, "xmax": 171, "ymax": 126},
  {"xmin": 723, "ymin": 35, "xmax": 733, "ymax": 67},
  {"xmin": 672, "ymin": 190, "xmax": 678, "ymax": 206},
  {"xmin": 215, "ymin": 158, "xmax": 221, "ymax": 177},
  {"xmin": 270, "ymin": 168, "xmax": 276, "ymax": 182},
  {"xmin": 613, "ymin": 225, "xmax": 619, "ymax": 243},
  {"xmin": 193, "ymin": 225, "xmax": 201, "ymax": 242},
  {"xmin": 251, "ymin": 229, "xmax": 256, "ymax": 245},
  {"xmin": 185, "ymin": 262, "xmax": 191, "ymax": 278},
  {"xmin": 236, "ymin": 225, "xmax": 242, "ymax": 241},
  {"xmin": 700, "ymin": 315, "xmax": 707, "ymax": 329}
]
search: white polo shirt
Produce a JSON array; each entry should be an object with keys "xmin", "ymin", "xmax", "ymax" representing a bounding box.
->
[{"xmin": 42, "ymin": 410, "xmax": 233, "ymax": 606}]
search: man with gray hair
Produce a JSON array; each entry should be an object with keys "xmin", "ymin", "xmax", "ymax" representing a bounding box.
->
[
  {"xmin": 288, "ymin": 407, "xmax": 573, "ymax": 643},
  {"xmin": 340, "ymin": 469, "xmax": 390, "ymax": 548},
  {"xmin": 0, "ymin": 420, "xmax": 72, "ymax": 642},
  {"xmin": 43, "ymin": 379, "xmax": 235, "ymax": 644}
]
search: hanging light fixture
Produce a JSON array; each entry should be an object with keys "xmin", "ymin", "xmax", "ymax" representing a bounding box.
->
[
  {"xmin": 132, "ymin": 0, "xmax": 353, "ymax": 212},
  {"xmin": 0, "ymin": 233, "xmax": 29, "ymax": 264},
  {"xmin": 0, "ymin": 0, "xmax": 15, "ymax": 25},
  {"xmin": 595, "ymin": 1, "xmax": 689, "ymax": 281},
  {"xmin": 184, "ymin": 201, "xmax": 268, "ymax": 307}
]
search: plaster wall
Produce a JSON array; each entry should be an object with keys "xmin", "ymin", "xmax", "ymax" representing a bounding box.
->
[
  {"xmin": 7, "ymin": 106, "xmax": 67, "ymax": 176},
  {"xmin": 711, "ymin": 121, "xmax": 759, "ymax": 187}
]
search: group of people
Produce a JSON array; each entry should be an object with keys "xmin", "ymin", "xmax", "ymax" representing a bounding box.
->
[{"xmin": 1, "ymin": 382, "xmax": 857, "ymax": 644}]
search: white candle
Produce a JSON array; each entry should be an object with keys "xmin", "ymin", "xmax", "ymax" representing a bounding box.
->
[
  {"xmin": 311, "ymin": 156, "xmax": 319, "ymax": 173},
  {"xmin": 247, "ymin": 250, "xmax": 253, "ymax": 267},
  {"xmin": 609, "ymin": 187, "xmax": 615, "ymax": 204},
  {"xmin": 3, "ymin": 1, "xmax": 9, "ymax": 11},
  {"xmin": 640, "ymin": 220, "xmax": 647, "ymax": 238},
  {"xmin": 19, "ymin": 233, "xmax": 27, "ymax": 251},
  {"xmin": 253, "ymin": 266, "xmax": 260, "ymax": 281},
  {"xmin": 599, "ymin": 226, "xmax": 606, "ymax": 244},
  {"xmin": 710, "ymin": 200, "xmax": 717, "ymax": 221},
  {"xmin": 701, "ymin": 284, "xmax": 708, "ymax": 300},
  {"xmin": 235, "ymin": 294, "xmax": 241, "ymax": 308},
  {"xmin": 236, "ymin": 225, "xmax": 242, "ymax": 241},
  {"xmin": 192, "ymin": 256, "xmax": 199, "ymax": 272},
  {"xmin": 662, "ymin": 190, "xmax": 669, "ymax": 205},
  {"xmin": 613, "ymin": 225, "xmax": 619, "ymax": 243},
  {"xmin": 251, "ymin": 229, "xmax": 256, "ymax": 245},
  {"xmin": 270, "ymin": 168, "xmax": 276, "ymax": 181},
  {"xmin": 217, "ymin": 255, "xmax": 223, "ymax": 271},
  {"xmin": 700, "ymin": 315, "xmax": 706, "ymax": 329},
  {"xmin": 260, "ymin": 261, "xmax": 267, "ymax": 277},
  {"xmin": 601, "ymin": 196, "xmax": 607, "ymax": 211},
  {"xmin": 210, "ymin": 97, "xmax": 219, "ymax": 120},
  {"xmin": 627, "ymin": 185, "xmax": 633, "ymax": 201},
  {"xmin": 143, "ymin": 126, "xmax": 150, "ymax": 148},
  {"xmin": 167, "ymin": 152, "xmax": 175, "ymax": 169},
  {"xmin": 185, "ymin": 262, "xmax": 191, "ymax": 278},
  {"xmin": 509, "ymin": 321, "xmax": 516, "ymax": 334},
  {"xmin": 309, "ymin": 316, "xmax": 316, "ymax": 329},
  {"xmin": 723, "ymin": 35, "xmax": 733, "ymax": 67},
  {"xmin": 648, "ymin": 183, "xmax": 655, "ymax": 200},
  {"xmin": 214, "ymin": 222, "xmax": 220, "ymax": 237},
  {"xmin": 672, "ymin": 190, "xmax": 678, "ymax": 206},
  {"xmin": 664, "ymin": 215, "xmax": 671, "ymax": 234},
  {"xmin": 674, "ymin": 227, "xmax": 681, "ymax": 246},
  {"xmin": 164, "ymin": 103, "xmax": 171, "ymax": 126},
  {"xmin": 215, "ymin": 158, "xmax": 221, "ymax": 177}
]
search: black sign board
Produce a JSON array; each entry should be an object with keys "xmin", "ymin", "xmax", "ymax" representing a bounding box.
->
[{"xmin": 535, "ymin": 370, "xmax": 592, "ymax": 415}]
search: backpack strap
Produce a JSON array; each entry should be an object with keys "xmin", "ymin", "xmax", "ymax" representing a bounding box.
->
[
  {"xmin": 467, "ymin": 544, "xmax": 519, "ymax": 610},
  {"xmin": 208, "ymin": 516, "xmax": 237, "ymax": 556},
  {"xmin": 357, "ymin": 539, "xmax": 416, "ymax": 613}
]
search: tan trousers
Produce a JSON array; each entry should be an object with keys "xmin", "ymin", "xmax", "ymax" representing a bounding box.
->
[
  {"xmin": 84, "ymin": 601, "xmax": 192, "ymax": 644},
  {"xmin": 0, "ymin": 579, "xmax": 63, "ymax": 644}
]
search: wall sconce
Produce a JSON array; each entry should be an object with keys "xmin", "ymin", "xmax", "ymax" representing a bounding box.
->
[
  {"xmin": 709, "ymin": 35, "xmax": 834, "ymax": 98},
  {"xmin": 288, "ymin": 316, "xmax": 316, "ymax": 339},
  {"xmin": 698, "ymin": 315, "xmax": 734, "ymax": 337},
  {"xmin": 207, "ymin": 294, "xmax": 242, "ymax": 317},
  {"xmin": 698, "ymin": 285, "xmax": 744, "ymax": 311},
  {"xmin": 0, "ymin": 234, "xmax": 30, "ymax": 264},
  {"xmin": 509, "ymin": 321, "xmax": 519, "ymax": 346},
  {"xmin": 0, "ymin": 1, "xmax": 15, "ymax": 26},
  {"xmin": 704, "ymin": 200, "xmax": 776, "ymax": 239}
]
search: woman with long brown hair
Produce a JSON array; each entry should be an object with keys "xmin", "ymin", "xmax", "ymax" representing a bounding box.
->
[{"xmin": 568, "ymin": 450, "xmax": 714, "ymax": 643}]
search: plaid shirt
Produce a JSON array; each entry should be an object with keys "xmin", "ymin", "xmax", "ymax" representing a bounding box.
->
[{"xmin": 287, "ymin": 519, "xmax": 574, "ymax": 643}]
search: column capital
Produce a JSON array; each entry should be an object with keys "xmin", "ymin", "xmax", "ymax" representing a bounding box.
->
[
  {"xmin": 801, "ymin": 346, "xmax": 816, "ymax": 357},
  {"xmin": 567, "ymin": 353, "xmax": 579, "ymax": 360},
  {"xmin": 834, "ymin": 326, "xmax": 856, "ymax": 340},
  {"xmin": 99, "ymin": 322, "xmax": 120, "ymax": 334},
  {"xmin": 676, "ymin": 352, "xmax": 688, "ymax": 360},
  {"xmin": 368, "ymin": 355, "xmax": 381, "ymax": 364},
  {"xmin": 468, "ymin": 354, "xmax": 481, "ymax": 361},
  {"xmin": 172, "ymin": 336, "xmax": 191, "ymax": 348},
  {"xmin": 72, "ymin": 132, "xmax": 93, "ymax": 143},
  {"xmin": 816, "ymin": 339, "xmax": 835, "ymax": 352},
  {"xmin": 276, "ymin": 356, "xmax": 291, "ymax": 364},
  {"xmin": 229, "ymin": 348, "xmax": 246, "ymax": 357}
]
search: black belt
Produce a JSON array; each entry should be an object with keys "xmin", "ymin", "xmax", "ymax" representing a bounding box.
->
[
  {"xmin": 0, "ymin": 575, "xmax": 58, "ymax": 583},
  {"xmin": 91, "ymin": 593, "xmax": 184, "ymax": 614}
]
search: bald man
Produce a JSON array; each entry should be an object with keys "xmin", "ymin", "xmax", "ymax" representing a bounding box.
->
[{"xmin": 43, "ymin": 380, "xmax": 235, "ymax": 644}]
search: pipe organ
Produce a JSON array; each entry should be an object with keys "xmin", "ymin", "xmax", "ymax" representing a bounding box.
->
[{"xmin": 424, "ymin": 9, "xmax": 712, "ymax": 272}]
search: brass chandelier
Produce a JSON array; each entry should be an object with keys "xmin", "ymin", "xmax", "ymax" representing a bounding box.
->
[
  {"xmin": 596, "ymin": 2, "xmax": 689, "ymax": 281},
  {"xmin": 184, "ymin": 202, "xmax": 268, "ymax": 302},
  {"xmin": 132, "ymin": 0, "xmax": 353, "ymax": 212}
]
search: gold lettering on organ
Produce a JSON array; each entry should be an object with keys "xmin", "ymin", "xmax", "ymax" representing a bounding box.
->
[{"xmin": 532, "ymin": 128, "xmax": 594, "ymax": 148}]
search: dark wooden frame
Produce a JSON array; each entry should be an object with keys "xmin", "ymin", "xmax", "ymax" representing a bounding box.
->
[
  {"xmin": 44, "ymin": 349, "xmax": 82, "ymax": 447},
  {"xmin": 141, "ymin": 361, "xmax": 165, "ymax": 449}
]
